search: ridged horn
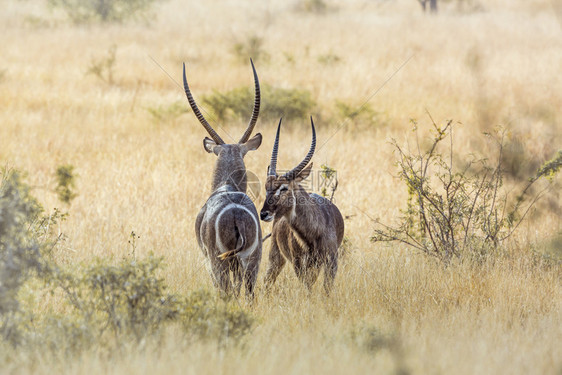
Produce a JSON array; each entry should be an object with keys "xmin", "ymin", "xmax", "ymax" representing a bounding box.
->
[
  {"xmin": 282, "ymin": 117, "xmax": 316, "ymax": 180},
  {"xmin": 268, "ymin": 118, "xmax": 282, "ymax": 176},
  {"xmin": 183, "ymin": 63, "xmax": 224, "ymax": 145},
  {"xmin": 238, "ymin": 59, "xmax": 261, "ymax": 143}
]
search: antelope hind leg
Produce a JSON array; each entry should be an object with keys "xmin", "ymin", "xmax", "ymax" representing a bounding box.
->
[
  {"xmin": 264, "ymin": 240, "xmax": 286, "ymax": 291},
  {"xmin": 294, "ymin": 256, "xmax": 321, "ymax": 292},
  {"xmin": 212, "ymin": 260, "xmax": 234, "ymax": 297},
  {"xmin": 243, "ymin": 250, "xmax": 261, "ymax": 300},
  {"xmin": 229, "ymin": 258, "xmax": 243, "ymax": 297},
  {"xmin": 323, "ymin": 249, "xmax": 338, "ymax": 295}
]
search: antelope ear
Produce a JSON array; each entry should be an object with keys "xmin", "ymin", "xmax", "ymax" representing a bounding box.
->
[
  {"xmin": 203, "ymin": 137, "xmax": 221, "ymax": 155},
  {"xmin": 241, "ymin": 133, "xmax": 262, "ymax": 155},
  {"xmin": 294, "ymin": 162, "xmax": 313, "ymax": 183}
]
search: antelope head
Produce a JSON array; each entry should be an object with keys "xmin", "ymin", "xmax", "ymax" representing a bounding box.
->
[
  {"xmin": 260, "ymin": 117, "xmax": 316, "ymax": 222},
  {"xmin": 183, "ymin": 60, "xmax": 262, "ymax": 192}
]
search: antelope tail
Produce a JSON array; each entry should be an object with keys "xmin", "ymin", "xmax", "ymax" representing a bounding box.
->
[{"xmin": 217, "ymin": 221, "xmax": 246, "ymax": 260}]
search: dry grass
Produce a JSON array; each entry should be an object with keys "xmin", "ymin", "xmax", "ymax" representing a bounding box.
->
[{"xmin": 1, "ymin": 0, "xmax": 561, "ymax": 374}]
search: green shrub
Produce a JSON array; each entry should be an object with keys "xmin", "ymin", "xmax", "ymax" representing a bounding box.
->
[
  {"xmin": 146, "ymin": 101, "xmax": 188, "ymax": 124},
  {"xmin": 56, "ymin": 256, "xmax": 183, "ymax": 341},
  {"xmin": 0, "ymin": 170, "xmax": 45, "ymax": 317},
  {"xmin": 4, "ymin": 255, "xmax": 255, "ymax": 353},
  {"xmin": 542, "ymin": 232, "xmax": 562, "ymax": 264},
  {"xmin": 0, "ymin": 170, "xmax": 61, "ymax": 345},
  {"xmin": 46, "ymin": 255, "xmax": 255, "ymax": 348},
  {"xmin": 202, "ymin": 84, "xmax": 315, "ymax": 123},
  {"xmin": 318, "ymin": 52, "xmax": 341, "ymax": 66},
  {"xmin": 372, "ymin": 120, "xmax": 561, "ymax": 264},
  {"xmin": 349, "ymin": 325, "xmax": 409, "ymax": 374},
  {"xmin": 181, "ymin": 290, "xmax": 255, "ymax": 346},
  {"xmin": 232, "ymin": 36, "xmax": 270, "ymax": 64},
  {"xmin": 0, "ymin": 170, "xmax": 254, "ymax": 356},
  {"xmin": 87, "ymin": 45, "xmax": 117, "ymax": 85},
  {"xmin": 49, "ymin": 0, "xmax": 163, "ymax": 23},
  {"xmin": 296, "ymin": 0, "xmax": 329, "ymax": 14},
  {"xmin": 319, "ymin": 164, "xmax": 338, "ymax": 201},
  {"xmin": 55, "ymin": 165, "xmax": 78, "ymax": 204},
  {"xmin": 335, "ymin": 100, "xmax": 380, "ymax": 127}
]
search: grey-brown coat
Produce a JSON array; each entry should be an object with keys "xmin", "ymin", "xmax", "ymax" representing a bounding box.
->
[
  {"xmin": 183, "ymin": 61, "xmax": 263, "ymax": 298},
  {"xmin": 260, "ymin": 118, "xmax": 344, "ymax": 293}
]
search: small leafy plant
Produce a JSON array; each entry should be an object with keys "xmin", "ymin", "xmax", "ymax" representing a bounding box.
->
[
  {"xmin": 296, "ymin": 0, "xmax": 329, "ymax": 14},
  {"xmin": 49, "ymin": 0, "xmax": 162, "ymax": 23},
  {"xmin": 320, "ymin": 164, "xmax": 338, "ymax": 202},
  {"xmin": 232, "ymin": 36, "xmax": 270, "ymax": 64},
  {"xmin": 146, "ymin": 101, "xmax": 188, "ymax": 124},
  {"xmin": 55, "ymin": 165, "xmax": 78, "ymax": 204},
  {"xmin": 349, "ymin": 325, "xmax": 409, "ymax": 374},
  {"xmin": 87, "ymin": 45, "xmax": 117, "ymax": 84},
  {"xmin": 335, "ymin": 100, "xmax": 379, "ymax": 127},
  {"xmin": 318, "ymin": 52, "xmax": 341, "ymax": 66}
]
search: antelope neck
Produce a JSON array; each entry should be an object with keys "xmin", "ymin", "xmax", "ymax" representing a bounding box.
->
[
  {"xmin": 211, "ymin": 152, "xmax": 247, "ymax": 193},
  {"xmin": 287, "ymin": 185, "xmax": 315, "ymax": 225}
]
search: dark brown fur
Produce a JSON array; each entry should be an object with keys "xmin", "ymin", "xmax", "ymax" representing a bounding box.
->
[{"xmin": 260, "ymin": 140, "xmax": 345, "ymax": 293}]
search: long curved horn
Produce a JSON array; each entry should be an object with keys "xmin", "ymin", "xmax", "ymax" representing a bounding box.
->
[
  {"xmin": 282, "ymin": 117, "xmax": 316, "ymax": 180},
  {"xmin": 268, "ymin": 118, "xmax": 282, "ymax": 176},
  {"xmin": 238, "ymin": 59, "xmax": 261, "ymax": 143},
  {"xmin": 183, "ymin": 63, "xmax": 224, "ymax": 145}
]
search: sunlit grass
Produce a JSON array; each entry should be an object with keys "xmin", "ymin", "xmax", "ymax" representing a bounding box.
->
[{"xmin": 0, "ymin": 0, "xmax": 561, "ymax": 374}]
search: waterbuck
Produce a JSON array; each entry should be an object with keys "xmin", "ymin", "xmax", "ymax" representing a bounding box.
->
[
  {"xmin": 183, "ymin": 61, "xmax": 263, "ymax": 298},
  {"xmin": 260, "ymin": 118, "xmax": 344, "ymax": 293}
]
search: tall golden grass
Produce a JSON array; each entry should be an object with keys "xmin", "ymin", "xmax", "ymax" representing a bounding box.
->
[{"xmin": 1, "ymin": 0, "xmax": 561, "ymax": 374}]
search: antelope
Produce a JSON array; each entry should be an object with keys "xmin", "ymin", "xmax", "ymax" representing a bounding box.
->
[
  {"xmin": 183, "ymin": 61, "xmax": 263, "ymax": 298},
  {"xmin": 260, "ymin": 118, "xmax": 344, "ymax": 293}
]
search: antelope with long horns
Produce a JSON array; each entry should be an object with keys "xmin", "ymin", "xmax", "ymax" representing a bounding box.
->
[
  {"xmin": 183, "ymin": 61, "xmax": 263, "ymax": 298},
  {"xmin": 260, "ymin": 118, "xmax": 344, "ymax": 293}
]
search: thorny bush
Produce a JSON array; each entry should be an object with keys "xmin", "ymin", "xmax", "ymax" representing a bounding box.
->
[{"xmin": 372, "ymin": 120, "xmax": 561, "ymax": 264}]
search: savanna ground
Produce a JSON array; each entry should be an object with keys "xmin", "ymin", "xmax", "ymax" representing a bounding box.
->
[{"xmin": 1, "ymin": 0, "xmax": 562, "ymax": 374}]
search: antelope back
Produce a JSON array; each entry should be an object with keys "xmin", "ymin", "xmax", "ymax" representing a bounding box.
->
[{"xmin": 197, "ymin": 187, "xmax": 261, "ymax": 261}]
